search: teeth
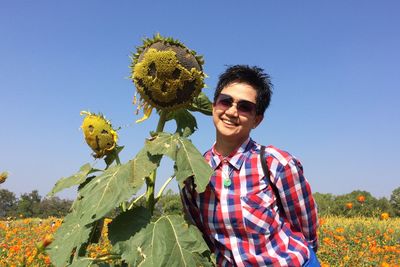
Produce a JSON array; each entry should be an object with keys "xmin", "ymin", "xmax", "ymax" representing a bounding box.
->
[{"xmin": 223, "ymin": 119, "xmax": 236, "ymax": 125}]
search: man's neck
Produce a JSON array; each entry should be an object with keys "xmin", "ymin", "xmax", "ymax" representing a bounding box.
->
[{"xmin": 214, "ymin": 136, "xmax": 249, "ymax": 157}]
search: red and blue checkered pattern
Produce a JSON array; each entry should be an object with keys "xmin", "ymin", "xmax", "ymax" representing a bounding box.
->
[{"xmin": 182, "ymin": 138, "xmax": 319, "ymax": 267}]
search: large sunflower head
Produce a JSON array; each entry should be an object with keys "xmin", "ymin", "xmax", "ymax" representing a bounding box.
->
[
  {"xmin": 130, "ymin": 34, "xmax": 205, "ymax": 122},
  {"xmin": 80, "ymin": 111, "xmax": 118, "ymax": 158}
]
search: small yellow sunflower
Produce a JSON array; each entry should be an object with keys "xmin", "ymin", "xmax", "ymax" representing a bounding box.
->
[
  {"xmin": 0, "ymin": 171, "xmax": 8, "ymax": 184},
  {"xmin": 80, "ymin": 111, "xmax": 118, "ymax": 158},
  {"xmin": 130, "ymin": 34, "xmax": 205, "ymax": 122}
]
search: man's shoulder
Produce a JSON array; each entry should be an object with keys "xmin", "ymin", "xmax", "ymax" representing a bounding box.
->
[
  {"xmin": 203, "ymin": 147, "xmax": 213, "ymax": 160},
  {"xmin": 264, "ymin": 145, "xmax": 296, "ymax": 166}
]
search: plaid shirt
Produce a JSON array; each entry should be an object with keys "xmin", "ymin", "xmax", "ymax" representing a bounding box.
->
[{"xmin": 181, "ymin": 138, "xmax": 319, "ymax": 267}]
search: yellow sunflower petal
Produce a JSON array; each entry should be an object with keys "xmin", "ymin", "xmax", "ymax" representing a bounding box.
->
[{"xmin": 135, "ymin": 106, "xmax": 153, "ymax": 123}]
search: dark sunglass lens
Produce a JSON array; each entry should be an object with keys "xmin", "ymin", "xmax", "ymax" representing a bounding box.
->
[
  {"xmin": 216, "ymin": 94, "xmax": 233, "ymax": 108},
  {"xmin": 237, "ymin": 101, "xmax": 255, "ymax": 114}
]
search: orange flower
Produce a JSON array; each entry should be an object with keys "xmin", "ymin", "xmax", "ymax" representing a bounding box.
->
[
  {"xmin": 380, "ymin": 212, "xmax": 390, "ymax": 220},
  {"xmin": 346, "ymin": 202, "xmax": 353, "ymax": 209},
  {"xmin": 357, "ymin": 195, "xmax": 366, "ymax": 203},
  {"xmin": 335, "ymin": 227, "xmax": 345, "ymax": 233},
  {"xmin": 42, "ymin": 234, "xmax": 54, "ymax": 248}
]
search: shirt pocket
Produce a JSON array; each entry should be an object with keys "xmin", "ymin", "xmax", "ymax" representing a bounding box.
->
[{"xmin": 241, "ymin": 187, "xmax": 278, "ymax": 235}]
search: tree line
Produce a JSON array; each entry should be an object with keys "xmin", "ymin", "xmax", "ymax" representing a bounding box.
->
[
  {"xmin": 1, "ymin": 187, "xmax": 399, "ymax": 219},
  {"xmin": 0, "ymin": 189, "xmax": 73, "ymax": 219}
]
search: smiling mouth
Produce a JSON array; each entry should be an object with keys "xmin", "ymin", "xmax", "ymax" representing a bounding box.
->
[{"xmin": 222, "ymin": 119, "xmax": 238, "ymax": 126}]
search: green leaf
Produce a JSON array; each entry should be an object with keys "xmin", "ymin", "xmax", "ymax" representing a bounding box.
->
[
  {"xmin": 77, "ymin": 161, "xmax": 144, "ymax": 224},
  {"xmin": 108, "ymin": 206, "xmax": 151, "ymax": 245},
  {"xmin": 166, "ymin": 109, "xmax": 198, "ymax": 137},
  {"xmin": 47, "ymin": 211, "xmax": 93, "ymax": 266},
  {"xmin": 48, "ymin": 163, "xmax": 99, "ymax": 197},
  {"xmin": 146, "ymin": 132, "xmax": 178, "ymax": 160},
  {"xmin": 104, "ymin": 145, "xmax": 124, "ymax": 167},
  {"xmin": 67, "ymin": 258, "xmax": 94, "ymax": 267},
  {"xmin": 132, "ymin": 144, "xmax": 162, "ymax": 182},
  {"xmin": 188, "ymin": 92, "xmax": 213, "ymax": 116},
  {"xmin": 118, "ymin": 215, "xmax": 212, "ymax": 267},
  {"xmin": 175, "ymin": 137, "xmax": 213, "ymax": 193}
]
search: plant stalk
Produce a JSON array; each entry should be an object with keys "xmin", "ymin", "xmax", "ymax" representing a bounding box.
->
[
  {"xmin": 146, "ymin": 110, "xmax": 168, "ymax": 215},
  {"xmin": 155, "ymin": 175, "xmax": 175, "ymax": 203}
]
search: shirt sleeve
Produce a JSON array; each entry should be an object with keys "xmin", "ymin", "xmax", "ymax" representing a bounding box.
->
[
  {"xmin": 275, "ymin": 157, "xmax": 319, "ymax": 251},
  {"xmin": 180, "ymin": 178, "xmax": 200, "ymax": 226},
  {"xmin": 180, "ymin": 178, "xmax": 215, "ymax": 251}
]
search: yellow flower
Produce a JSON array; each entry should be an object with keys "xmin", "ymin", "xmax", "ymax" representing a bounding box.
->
[
  {"xmin": 80, "ymin": 111, "xmax": 118, "ymax": 158},
  {"xmin": 130, "ymin": 34, "xmax": 205, "ymax": 122},
  {"xmin": 0, "ymin": 171, "xmax": 8, "ymax": 184}
]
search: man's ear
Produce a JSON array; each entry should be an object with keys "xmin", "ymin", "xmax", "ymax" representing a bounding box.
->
[{"xmin": 253, "ymin": 115, "xmax": 264, "ymax": 129}]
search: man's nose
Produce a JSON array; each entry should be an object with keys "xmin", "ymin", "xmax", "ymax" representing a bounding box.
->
[{"xmin": 225, "ymin": 103, "xmax": 239, "ymax": 116}]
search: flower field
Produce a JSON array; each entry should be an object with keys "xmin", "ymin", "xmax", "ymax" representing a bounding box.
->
[
  {"xmin": 1, "ymin": 216, "xmax": 399, "ymax": 266},
  {"xmin": 318, "ymin": 216, "xmax": 400, "ymax": 266}
]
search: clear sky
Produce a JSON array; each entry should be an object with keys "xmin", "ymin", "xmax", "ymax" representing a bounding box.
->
[{"xmin": 1, "ymin": 0, "xmax": 399, "ymax": 200}]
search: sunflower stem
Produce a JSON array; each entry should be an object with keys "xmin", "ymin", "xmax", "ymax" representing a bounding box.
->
[
  {"xmin": 155, "ymin": 174, "xmax": 175, "ymax": 203},
  {"xmin": 146, "ymin": 110, "xmax": 168, "ymax": 215},
  {"xmin": 156, "ymin": 110, "xmax": 168, "ymax": 133}
]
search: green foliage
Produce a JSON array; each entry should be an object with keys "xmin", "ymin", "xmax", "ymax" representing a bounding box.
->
[
  {"xmin": 46, "ymin": 35, "xmax": 216, "ymax": 265},
  {"xmin": 47, "ymin": 100, "xmax": 214, "ymax": 265},
  {"xmin": 47, "ymin": 163, "xmax": 99, "ymax": 197},
  {"xmin": 154, "ymin": 189, "xmax": 184, "ymax": 217},
  {"xmin": 188, "ymin": 92, "xmax": 213, "ymax": 116},
  {"xmin": 313, "ymin": 192, "xmax": 335, "ymax": 217},
  {"xmin": 0, "ymin": 188, "xmax": 72, "ymax": 219},
  {"xmin": 47, "ymin": 210, "xmax": 93, "ymax": 266},
  {"xmin": 75, "ymin": 162, "xmax": 143, "ymax": 224},
  {"xmin": 314, "ymin": 190, "xmax": 396, "ymax": 217},
  {"xmin": 0, "ymin": 189, "xmax": 17, "ymax": 218},
  {"xmin": 390, "ymin": 186, "xmax": 400, "ymax": 216},
  {"xmin": 146, "ymin": 132, "xmax": 213, "ymax": 192},
  {"xmin": 16, "ymin": 190, "xmax": 41, "ymax": 218},
  {"xmin": 115, "ymin": 215, "xmax": 213, "ymax": 266},
  {"xmin": 108, "ymin": 206, "xmax": 152, "ymax": 245},
  {"xmin": 38, "ymin": 197, "xmax": 73, "ymax": 218}
]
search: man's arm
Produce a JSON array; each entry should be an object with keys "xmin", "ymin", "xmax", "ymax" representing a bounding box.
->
[
  {"xmin": 180, "ymin": 178, "xmax": 215, "ymax": 251},
  {"xmin": 275, "ymin": 157, "xmax": 319, "ymax": 251}
]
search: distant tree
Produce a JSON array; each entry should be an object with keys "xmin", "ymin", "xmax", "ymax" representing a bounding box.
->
[
  {"xmin": 315, "ymin": 190, "xmax": 394, "ymax": 217},
  {"xmin": 374, "ymin": 197, "xmax": 395, "ymax": 217},
  {"xmin": 332, "ymin": 190, "xmax": 379, "ymax": 217},
  {"xmin": 0, "ymin": 189, "xmax": 17, "ymax": 218},
  {"xmin": 313, "ymin": 192, "xmax": 335, "ymax": 216},
  {"xmin": 16, "ymin": 190, "xmax": 42, "ymax": 217},
  {"xmin": 39, "ymin": 197, "xmax": 73, "ymax": 218},
  {"xmin": 154, "ymin": 189, "xmax": 183, "ymax": 217},
  {"xmin": 390, "ymin": 186, "xmax": 400, "ymax": 216}
]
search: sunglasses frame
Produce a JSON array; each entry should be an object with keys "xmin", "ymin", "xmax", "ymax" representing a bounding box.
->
[{"xmin": 214, "ymin": 93, "xmax": 257, "ymax": 116}]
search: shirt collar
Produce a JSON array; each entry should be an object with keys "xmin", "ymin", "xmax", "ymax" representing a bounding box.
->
[{"xmin": 210, "ymin": 138, "xmax": 254, "ymax": 170}]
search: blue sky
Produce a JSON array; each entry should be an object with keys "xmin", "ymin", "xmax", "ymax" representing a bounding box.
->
[{"xmin": 1, "ymin": 1, "xmax": 399, "ymax": 200}]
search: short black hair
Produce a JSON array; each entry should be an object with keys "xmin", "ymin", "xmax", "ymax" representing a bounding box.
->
[{"xmin": 214, "ymin": 65, "xmax": 273, "ymax": 115}]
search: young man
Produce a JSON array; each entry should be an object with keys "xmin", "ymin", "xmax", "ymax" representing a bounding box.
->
[{"xmin": 182, "ymin": 65, "xmax": 319, "ymax": 266}]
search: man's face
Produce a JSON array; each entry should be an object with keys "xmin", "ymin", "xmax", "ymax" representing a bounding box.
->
[{"xmin": 213, "ymin": 82, "xmax": 263, "ymax": 146}]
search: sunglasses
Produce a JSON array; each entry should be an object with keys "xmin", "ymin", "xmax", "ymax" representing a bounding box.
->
[{"xmin": 214, "ymin": 93, "xmax": 257, "ymax": 116}]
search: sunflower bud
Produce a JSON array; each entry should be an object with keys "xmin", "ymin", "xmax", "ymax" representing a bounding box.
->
[
  {"xmin": 80, "ymin": 111, "xmax": 118, "ymax": 158},
  {"xmin": 130, "ymin": 34, "xmax": 205, "ymax": 121},
  {"xmin": 0, "ymin": 171, "xmax": 8, "ymax": 184}
]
